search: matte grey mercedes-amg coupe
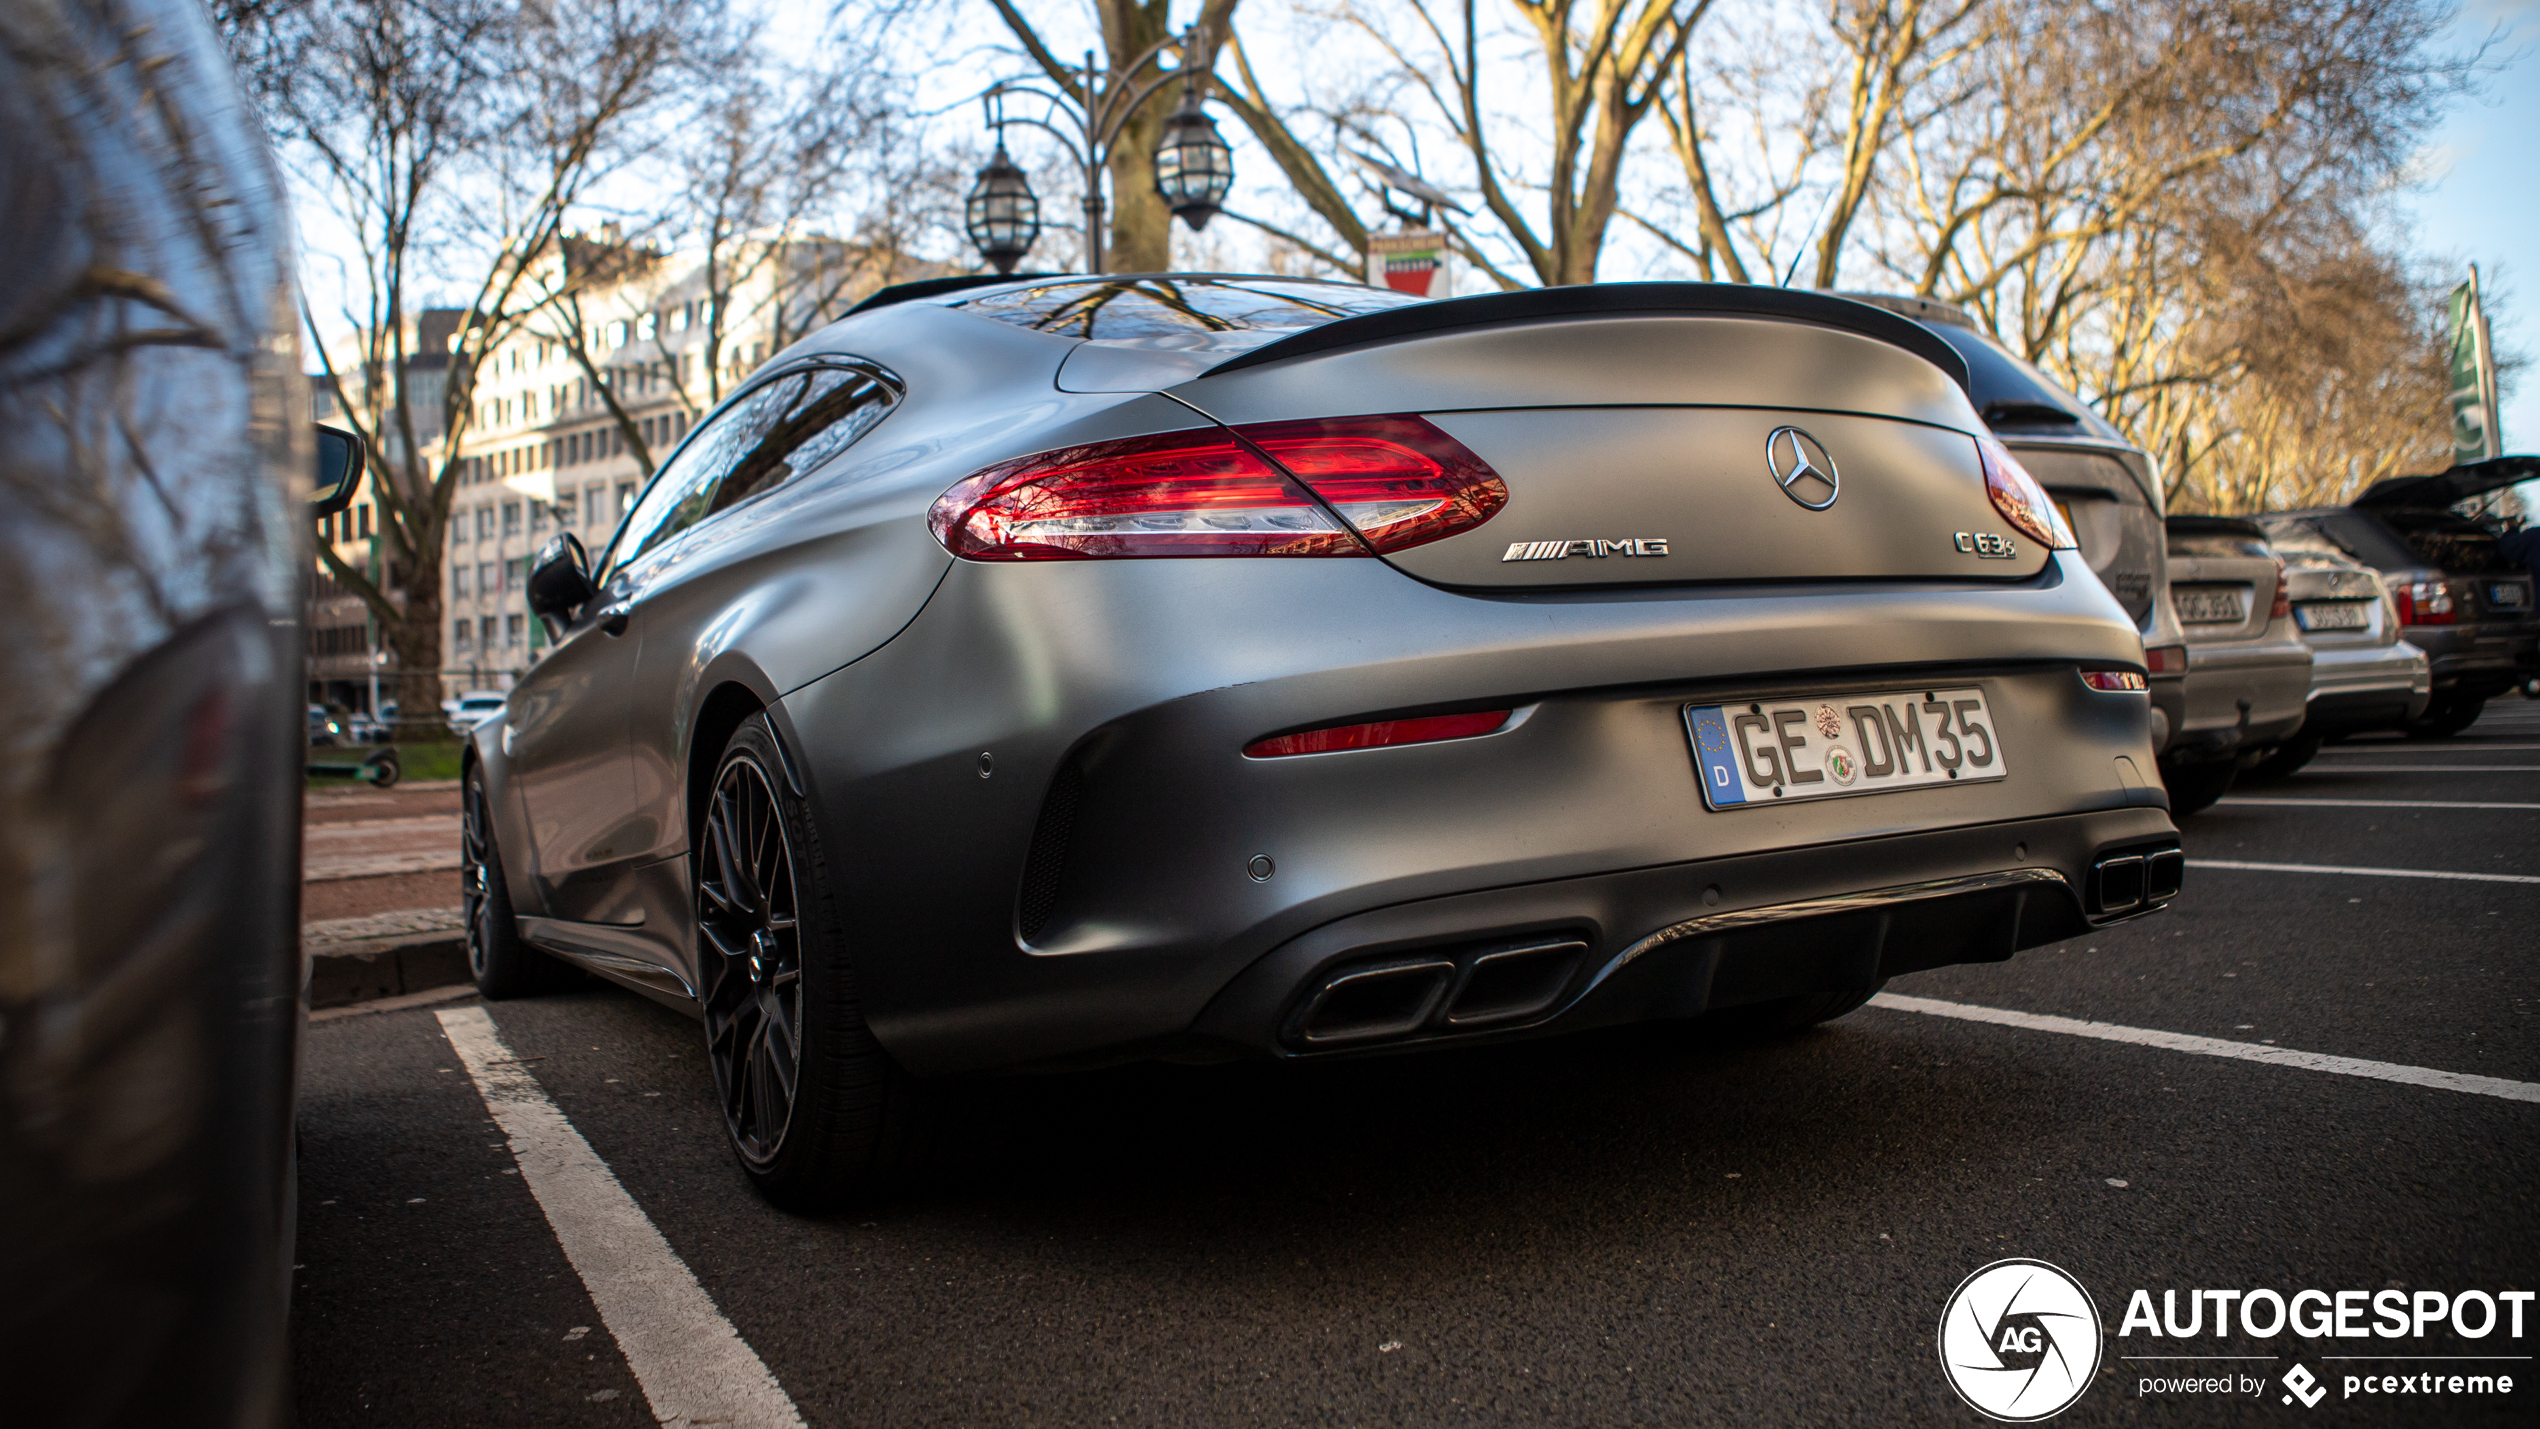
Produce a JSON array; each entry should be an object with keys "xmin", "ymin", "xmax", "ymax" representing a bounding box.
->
[{"xmin": 466, "ymin": 275, "xmax": 2183, "ymax": 1208}]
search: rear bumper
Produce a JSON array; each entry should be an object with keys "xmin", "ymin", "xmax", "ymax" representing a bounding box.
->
[
  {"xmin": 2300, "ymin": 641, "xmax": 2431, "ymax": 735},
  {"xmin": 782, "ymin": 552, "xmax": 2167, "ymax": 1076},
  {"xmin": 2169, "ymin": 637, "xmax": 2311, "ymax": 761},
  {"xmin": 1189, "ymin": 810, "xmax": 2180, "ymax": 1060},
  {"xmin": 2404, "ymin": 623, "xmax": 2540, "ymax": 696}
]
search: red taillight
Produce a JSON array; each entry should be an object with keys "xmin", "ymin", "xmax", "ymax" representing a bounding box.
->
[
  {"xmin": 927, "ymin": 429, "xmax": 1359, "ymax": 560},
  {"xmin": 2270, "ymin": 558, "xmax": 2291, "ymax": 620},
  {"xmin": 1244, "ymin": 709, "xmax": 1511, "ymax": 758},
  {"xmin": 2144, "ymin": 644, "xmax": 2187, "ymax": 675},
  {"xmin": 1240, "ymin": 416, "xmax": 1508, "ymax": 554},
  {"xmin": 929, "ymin": 416, "xmax": 1506, "ymax": 561},
  {"xmin": 1975, "ymin": 435, "xmax": 2077, "ymax": 551},
  {"xmin": 2080, "ymin": 669, "xmax": 2148, "ymax": 692},
  {"xmin": 2394, "ymin": 579, "xmax": 2454, "ymax": 625}
]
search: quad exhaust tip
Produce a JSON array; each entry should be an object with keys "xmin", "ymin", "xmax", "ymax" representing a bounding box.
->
[
  {"xmin": 2092, "ymin": 844, "xmax": 2183, "ymax": 916},
  {"xmin": 1286, "ymin": 938, "xmax": 1587, "ymax": 1048}
]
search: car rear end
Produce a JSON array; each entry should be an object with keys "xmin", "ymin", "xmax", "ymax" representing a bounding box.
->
[
  {"xmin": 2301, "ymin": 501, "xmax": 2536, "ymax": 729},
  {"xmin": 789, "ymin": 282, "xmax": 2181, "ymax": 1076},
  {"xmin": 2256, "ymin": 516, "xmax": 2431, "ymax": 740},
  {"xmin": 2160, "ymin": 516, "xmax": 2311, "ymax": 771}
]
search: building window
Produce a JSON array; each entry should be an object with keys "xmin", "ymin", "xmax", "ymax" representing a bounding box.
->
[
  {"xmin": 452, "ymin": 564, "xmax": 469, "ymax": 597},
  {"xmin": 477, "ymin": 561, "xmax": 494, "ymax": 594},
  {"xmin": 501, "ymin": 502, "xmax": 521, "ymax": 536},
  {"xmin": 475, "ymin": 506, "xmax": 493, "ymax": 541},
  {"xmin": 505, "ymin": 614, "xmax": 524, "ymax": 648},
  {"xmin": 530, "ymin": 500, "xmax": 548, "ymax": 533},
  {"xmin": 357, "ymin": 503, "xmax": 372, "ymax": 538},
  {"xmin": 616, "ymin": 481, "xmax": 637, "ymax": 518},
  {"xmin": 454, "ymin": 619, "xmax": 472, "ymax": 651},
  {"xmin": 479, "ymin": 616, "xmax": 497, "ymax": 652}
]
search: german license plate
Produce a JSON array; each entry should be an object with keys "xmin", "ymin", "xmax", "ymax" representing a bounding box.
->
[
  {"xmin": 2174, "ymin": 585, "xmax": 2245, "ymax": 624},
  {"xmin": 2295, "ymin": 601, "xmax": 2369, "ymax": 631},
  {"xmin": 1685, "ymin": 687, "xmax": 2007, "ymax": 810},
  {"xmin": 2493, "ymin": 583, "xmax": 2529, "ymax": 608}
]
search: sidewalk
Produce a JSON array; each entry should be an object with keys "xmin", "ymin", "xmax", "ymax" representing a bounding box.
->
[{"xmin": 305, "ymin": 779, "xmax": 471, "ymax": 1010}]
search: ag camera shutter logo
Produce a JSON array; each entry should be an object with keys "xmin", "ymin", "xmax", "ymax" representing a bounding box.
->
[{"xmin": 1940, "ymin": 1259, "xmax": 2103, "ymax": 1421}]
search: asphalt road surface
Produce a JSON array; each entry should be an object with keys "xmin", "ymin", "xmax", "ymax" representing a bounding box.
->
[{"xmin": 292, "ymin": 704, "xmax": 2540, "ymax": 1427}]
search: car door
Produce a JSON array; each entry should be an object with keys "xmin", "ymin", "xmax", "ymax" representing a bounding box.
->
[{"xmin": 503, "ymin": 378, "xmax": 823, "ymax": 921}]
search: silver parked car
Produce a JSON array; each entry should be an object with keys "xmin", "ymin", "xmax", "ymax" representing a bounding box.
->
[
  {"xmin": 2245, "ymin": 520, "xmax": 2430, "ymax": 778},
  {"xmin": 2159, "ymin": 516, "xmax": 2314, "ymax": 810},
  {"xmin": 467, "ymin": 275, "xmax": 2182, "ymax": 1209}
]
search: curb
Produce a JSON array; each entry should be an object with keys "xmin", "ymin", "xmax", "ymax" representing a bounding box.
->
[{"xmin": 308, "ymin": 932, "xmax": 471, "ymax": 1009}]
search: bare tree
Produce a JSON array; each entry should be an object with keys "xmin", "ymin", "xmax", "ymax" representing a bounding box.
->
[{"xmin": 227, "ymin": 0, "xmax": 727, "ymax": 736}]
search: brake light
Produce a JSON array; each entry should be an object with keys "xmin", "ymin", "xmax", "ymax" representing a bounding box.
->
[
  {"xmin": 1244, "ymin": 709, "xmax": 1511, "ymax": 758},
  {"xmin": 2144, "ymin": 644, "xmax": 2187, "ymax": 675},
  {"xmin": 1239, "ymin": 416, "xmax": 1507, "ymax": 553},
  {"xmin": 2394, "ymin": 579, "xmax": 2454, "ymax": 625},
  {"xmin": 928, "ymin": 429, "xmax": 1359, "ymax": 560},
  {"xmin": 929, "ymin": 415, "xmax": 1507, "ymax": 561},
  {"xmin": 1974, "ymin": 435, "xmax": 2077, "ymax": 550},
  {"xmin": 2270, "ymin": 558, "xmax": 2291, "ymax": 620},
  {"xmin": 2080, "ymin": 669, "xmax": 2148, "ymax": 692}
]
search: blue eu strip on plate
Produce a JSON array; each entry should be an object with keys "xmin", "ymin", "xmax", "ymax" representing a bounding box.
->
[{"xmin": 1687, "ymin": 704, "xmax": 1745, "ymax": 808}]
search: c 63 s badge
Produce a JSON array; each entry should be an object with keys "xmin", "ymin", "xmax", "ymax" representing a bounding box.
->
[
  {"xmin": 1503, "ymin": 538, "xmax": 1670, "ymax": 562},
  {"xmin": 1956, "ymin": 531, "xmax": 2019, "ymax": 559}
]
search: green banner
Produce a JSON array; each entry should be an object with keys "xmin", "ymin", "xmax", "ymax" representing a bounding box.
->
[{"xmin": 2446, "ymin": 274, "xmax": 2497, "ymax": 465}]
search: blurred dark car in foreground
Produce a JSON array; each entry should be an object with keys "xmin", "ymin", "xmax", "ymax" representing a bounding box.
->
[
  {"xmin": 465, "ymin": 274, "xmax": 2181, "ymax": 1210},
  {"xmin": 2157, "ymin": 516, "xmax": 2312, "ymax": 810},
  {"xmin": 0, "ymin": 0, "xmax": 350, "ymax": 1422},
  {"xmin": 2265, "ymin": 457, "xmax": 2539, "ymax": 737}
]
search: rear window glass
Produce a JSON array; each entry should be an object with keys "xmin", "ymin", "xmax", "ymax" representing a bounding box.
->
[
  {"xmin": 2253, "ymin": 515, "xmax": 2356, "ymax": 562},
  {"xmin": 957, "ymin": 277, "xmax": 1424, "ymax": 348},
  {"xmin": 2378, "ymin": 509, "xmax": 2515, "ymax": 573},
  {"xmin": 1926, "ymin": 325, "xmax": 2126, "ymax": 443},
  {"xmin": 2166, "ymin": 520, "xmax": 2269, "ymax": 558}
]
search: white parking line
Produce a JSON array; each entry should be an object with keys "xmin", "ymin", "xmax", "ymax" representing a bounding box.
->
[
  {"xmin": 2187, "ymin": 858, "xmax": 2540, "ymax": 885},
  {"xmin": 2319, "ymin": 743, "xmax": 2540, "ymax": 752},
  {"xmin": 437, "ymin": 1006, "xmax": 805, "ymax": 1429},
  {"xmin": 2290, "ymin": 765, "xmax": 2540, "ymax": 772},
  {"xmin": 1868, "ymin": 994, "xmax": 2540, "ymax": 1104},
  {"xmin": 2220, "ymin": 798, "xmax": 2540, "ymax": 810}
]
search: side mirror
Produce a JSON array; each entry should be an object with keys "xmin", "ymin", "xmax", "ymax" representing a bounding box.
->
[
  {"xmin": 527, "ymin": 532, "xmax": 598, "ymax": 624},
  {"xmin": 313, "ymin": 425, "xmax": 367, "ymax": 517}
]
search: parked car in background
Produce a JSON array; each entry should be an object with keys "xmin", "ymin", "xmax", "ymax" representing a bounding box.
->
[
  {"xmin": 2244, "ymin": 520, "xmax": 2430, "ymax": 777},
  {"xmin": 0, "ymin": 0, "xmax": 363, "ymax": 1418},
  {"xmin": 307, "ymin": 703, "xmax": 344, "ymax": 746},
  {"xmin": 2267, "ymin": 457, "xmax": 2539, "ymax": 736},
  {"xmin": 2159, "ymin": 516, "xmax": 2313, "ymax": 811},
  {"xmin": 445, "ymin": 690, "xmax": 507, "ymax": 735},
  {"xmin": 1840, "ymin": 296, "xmax": 2191, "ymax": 778}
]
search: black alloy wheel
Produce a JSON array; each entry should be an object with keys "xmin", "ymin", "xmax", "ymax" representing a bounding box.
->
[
  {"xmin": 463, "ymin": 762, "xmax": 564, "ymax": 998},
  {"xmin": 698, "ymin": 746, "xmax": 806, "ymax": 1171}
]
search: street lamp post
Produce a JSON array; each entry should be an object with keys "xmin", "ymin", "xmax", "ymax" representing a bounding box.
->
[{"xmin": 967, "ymin": 27, "xmax": 1233, "ymax": 274}]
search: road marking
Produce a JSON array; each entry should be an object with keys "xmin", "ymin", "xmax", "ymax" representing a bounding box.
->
[
  {"xmin": 1868, "ymin": 994, "xmax": 2540, "ymax": 1104},
  {"xmin": 2294, "ymin": 765, "xmax": 2540, "ymax": 772},
  {"xmin": 2187, "ymin": 858, "xmax": 2540, "ymax": 886},
  {"xmin": 309, "ymin": 984, "xmax": 478, "ymax": 1022},
  {"xmin": 2220, "ymin": 797, "xmax": 2540, "ymax": 810},
  {"xmin": 437, "ymin": 1006, "xmax": 805, "ymax": 1429}
]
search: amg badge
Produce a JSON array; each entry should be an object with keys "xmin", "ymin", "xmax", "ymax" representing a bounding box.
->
[{"xmin": 1502, "ymin": 538, "xmax": 1671, "ymax": 562}]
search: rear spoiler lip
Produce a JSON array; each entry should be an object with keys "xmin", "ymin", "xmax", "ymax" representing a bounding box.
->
[
  {"xmin": 1197, "ymin": 281, "xmax": 1972, "ymax": 392},
  {"xmin": 2351, "ymin": 454, "xmax": 2539, "ymax": 510}
]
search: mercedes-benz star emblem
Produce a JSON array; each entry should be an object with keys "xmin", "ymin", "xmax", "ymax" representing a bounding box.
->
[{"xmin": 1765, "ymin": 426, "xmax": 1841, "ymax": 510}]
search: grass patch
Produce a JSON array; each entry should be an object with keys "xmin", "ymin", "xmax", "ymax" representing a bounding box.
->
[{"xmin": 306, "ymin": 739, "xmax": 467, "ymax": 789}]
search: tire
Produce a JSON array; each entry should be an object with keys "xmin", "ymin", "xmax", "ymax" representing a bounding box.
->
[
  {"xmin": 462, "ymin": 763, "xmax": 572, "ymax": 999},
  {"xmin": 697, "ymin": 716, "xmax": 939, "ymax": 1211},
  {"xmin": 2405, "ymin": 698, "xmax": 2483, "ymax": 739},
  {"xmin": 2159, "ymin": 759, "xmax": 2237, "ymax": 815},
  {"xmin": 2244, "ymin": 736, "xmax": 2320, "ymax": 782}
]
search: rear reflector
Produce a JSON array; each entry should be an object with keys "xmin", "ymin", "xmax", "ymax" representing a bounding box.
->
[
  {"xmin": 2144, "ymin": 644, "xmax": 2187, "ymax": 674},
  {"xmin": 2081, "ymin": 669, "xmax": 2148, "ymax": 692},
  {"xmin": 1244, "ymin": 710, "xmax": 1511, "ymax": 758},
  {"xmin": 1976, "ymin": 435, "xmax": 2078, "ymax": 551},
  {"xmin": 2269, "ymin": 558, "xmax": 2291, "ymax": 620},
  {"xmin": 930, "ymin": 415, "xmax": 1506, "ymax": 560}
]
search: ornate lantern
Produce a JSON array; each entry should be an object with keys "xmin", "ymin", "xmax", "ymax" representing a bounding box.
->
[
  {"xmin": 1152, "ymin": 89, "xmax": 1234, "ymax": 231},
  {"xmin": 965, "ymin": 144, "xmax": 1041, "ymax": 275}
]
